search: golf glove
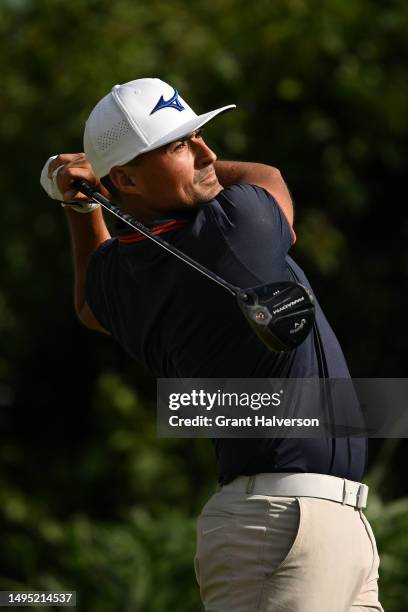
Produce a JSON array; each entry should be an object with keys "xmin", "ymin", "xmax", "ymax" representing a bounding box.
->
[{"xmin": 40, "ymin": 155, "xmax": 100, "ymax": 213}]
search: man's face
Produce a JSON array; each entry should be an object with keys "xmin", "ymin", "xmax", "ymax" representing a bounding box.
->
[{"xmin": 115, "ymin": 129, "xmax": 222, "ymax": 214}]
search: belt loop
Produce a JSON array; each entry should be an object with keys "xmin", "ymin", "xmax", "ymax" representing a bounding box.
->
[
  {"xmin": 246, "ymin": 475, "xmax": 256, "ymax": 494},
  {"xmin": 356, "ymin": 484, "xmax": 368, "ymax": 509},
  {"xmin": 341, "ymin": 479, "xmax": 347, "ymax": 505}
]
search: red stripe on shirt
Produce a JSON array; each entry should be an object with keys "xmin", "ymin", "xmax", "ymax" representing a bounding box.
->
[{"xmin": 118, "ymin": 219, "xmax": 191, "ymax": 244}]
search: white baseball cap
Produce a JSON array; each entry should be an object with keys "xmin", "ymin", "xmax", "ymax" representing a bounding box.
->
[{"xmin": 84, "ymin": 78, "xmax": 236, "ymax": 178}]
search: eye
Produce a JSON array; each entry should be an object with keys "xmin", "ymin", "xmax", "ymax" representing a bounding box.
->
[{"xmin": 174, "ymin": 141, "xmax": 187, "ymax": 151}]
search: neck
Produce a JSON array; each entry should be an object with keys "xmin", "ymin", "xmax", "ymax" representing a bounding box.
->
[{"xmin": 120, "ymin": 195, "xmax": 162, "ymax": 225}]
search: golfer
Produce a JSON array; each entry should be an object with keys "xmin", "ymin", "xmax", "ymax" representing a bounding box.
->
[{"xmin": 41, "ymin": 78, "xmax": 383, "ymax": 611}]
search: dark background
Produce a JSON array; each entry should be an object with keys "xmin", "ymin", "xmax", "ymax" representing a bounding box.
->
[{"xmin": 0, "ymin": 0, "xmax": 407, "ymax": 609}]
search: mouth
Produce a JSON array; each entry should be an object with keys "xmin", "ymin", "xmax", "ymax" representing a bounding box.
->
[{"xmin": 199, "ymin": 171, "xmax": 217, "ymax": 184}]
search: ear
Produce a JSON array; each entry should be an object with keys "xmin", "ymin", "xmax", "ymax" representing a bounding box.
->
[{"xmin": 109, "ymin": 166, "xmax": 141, "ymax": 195}]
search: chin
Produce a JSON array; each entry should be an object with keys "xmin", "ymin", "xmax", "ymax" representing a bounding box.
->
[{"xmin": 195, "ymin": 182, "xmax": 223, "ymax": 204}]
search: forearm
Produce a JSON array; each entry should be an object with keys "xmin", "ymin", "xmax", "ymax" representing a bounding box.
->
[
  {"xmin": 214, "ymin": 160, "xmax": 294, "ymax": 226},
  {"xmin": 64, "ymin": 206, "xmax": 111, "ymax": 314},
  {"xmin": 214, "ymin": 160, "xmax": 280, "ymax": 187}
]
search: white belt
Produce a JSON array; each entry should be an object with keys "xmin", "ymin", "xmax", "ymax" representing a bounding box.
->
[{"xmin": 219, "ymin": 473, "xmax": 369, "ymax": 509}]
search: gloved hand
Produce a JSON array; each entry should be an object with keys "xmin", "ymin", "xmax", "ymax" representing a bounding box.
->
[{"xmin": 40, "ymin": 154, "xmax": 101, "ymax": 213}]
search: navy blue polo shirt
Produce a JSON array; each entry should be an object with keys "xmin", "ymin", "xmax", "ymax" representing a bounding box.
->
[{"xmin": 86, "ymin": 183, "xmax": 367, "ymax": 484}]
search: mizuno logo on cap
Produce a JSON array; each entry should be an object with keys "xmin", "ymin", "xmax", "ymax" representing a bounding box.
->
[{"xmin": 150, "ymin": 88, "xmax": 185, "ymax": 115}]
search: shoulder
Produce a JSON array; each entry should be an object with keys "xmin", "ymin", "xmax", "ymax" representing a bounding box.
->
[
  {"xmin": 86, "ymin": 237, "xmax": 118, "ymax": 275},
  {"xmin": 209, "ymin": 183, "xmax": 296, "ymax": 246},
  {"xmin": 216, "ymin": 183, "xmax": 291, "ymax": 227},
  {"xmin": 216, "ymin": 183, "xmax": 283, "ymax": 213},
  {"xmin": 219, "ymin": 182, "xmax": 270, "ymax": 201}
]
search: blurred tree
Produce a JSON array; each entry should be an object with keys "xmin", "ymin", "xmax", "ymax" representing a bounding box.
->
[{"xmin": 0, "ymin": 0, "xmax": 407, "ymax": 609}]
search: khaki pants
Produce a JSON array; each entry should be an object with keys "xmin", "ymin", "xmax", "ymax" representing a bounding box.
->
[{"xmin": 194, "ymin": 489, "xmax": 383, "ymax": 612}]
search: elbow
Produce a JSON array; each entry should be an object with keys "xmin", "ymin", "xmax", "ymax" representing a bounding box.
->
[
  {"xmin": 77, "ymin": 302, "xmax": 110, "ymax": 335},
  {"xmin": 262, "ymin": 165, "xmax": 286, "ymax": 187},
  {"xmin": 267, "ymin": 166, "xmax": 283, "ymax": 180}
]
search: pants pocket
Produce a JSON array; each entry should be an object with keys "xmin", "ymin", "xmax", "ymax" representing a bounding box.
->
[
  {"xmin": 194, "ymin": 553, "xmax": 200, "ymax": 585},
  {"xmin": 195, "ymin": 497, "xmax": 303, "ymax": 611},
  {"xmin": 262, "ymin": 497, "xmax": 303, "ymax": 577},
  {"xmin": 195, "ymin": 514, "xmax": 235, "ymax": 609}
]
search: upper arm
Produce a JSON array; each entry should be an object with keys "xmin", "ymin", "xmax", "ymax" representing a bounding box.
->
[
  {"xmin": 83, "ymin": 238, "xmax": 116, "ymax": 336},
  {"xmin": 216, "ymin": 183, "xmax": 296, "ymax": 267},
  {"xmin": 78, "ymin": 301, "xmax": 110, "ymax": 335},
  {"xmin": 251, "ymin": 167, "xmax": 294, "ymax": 228}
]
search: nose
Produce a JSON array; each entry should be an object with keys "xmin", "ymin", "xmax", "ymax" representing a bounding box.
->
[{"xmin": 192, "ymin": 137, "xmax": 217, "ymax": 168}]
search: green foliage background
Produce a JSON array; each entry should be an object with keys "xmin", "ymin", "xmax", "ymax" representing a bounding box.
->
[{"xmin": 0, "ymin": 0, "xmax": 407, "ymax": 609}]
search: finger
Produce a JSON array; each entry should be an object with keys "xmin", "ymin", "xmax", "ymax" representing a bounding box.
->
[
  {"xmin": 47, "ymin": 155, "xmax": 60, "ymax": 179},
  {"xmin": 48, "ymin": 153, "xmax": 88, "ymax": 177},
  {"xmin": 51, "ymin": 164, "xmax": 66, "ymax": 183},
  {"xmin": 58, "ymin": 152, "xmax": 86, "ymax": 165},
  {"xmin": 57, "ymin": 166, "xmax": 97, "ymax": 196},
  {"xmin": 63, "ymin": 190, "xmax": 90, "ymax": 203}
]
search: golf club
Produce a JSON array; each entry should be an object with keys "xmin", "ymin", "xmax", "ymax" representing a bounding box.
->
[{"xmin": 72, "ymin": 179, "xmax": 315, "ymax": 352}]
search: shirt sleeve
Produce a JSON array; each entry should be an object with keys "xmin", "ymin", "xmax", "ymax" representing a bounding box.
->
[
  {"xmin": 85, "ymin": 238, "xmax": 117, "ymax": 332},
  {"xmin": 217, "ymin": 183, "xmax": 295, "ymax": 251}
]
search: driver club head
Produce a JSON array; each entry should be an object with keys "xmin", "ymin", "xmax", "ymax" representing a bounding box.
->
[{"xmin": 237, "ymin": 282, "xmax": 315, "ymax": 352}]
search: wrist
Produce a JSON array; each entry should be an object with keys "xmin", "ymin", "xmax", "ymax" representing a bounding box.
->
[{"xmin": 61, "ymin": 201, "xmax": 101, "ymax": 214}]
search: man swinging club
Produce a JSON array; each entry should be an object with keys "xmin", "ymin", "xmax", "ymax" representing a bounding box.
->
[{"xmin": 40, "ymin": 78, "xmax": 383, "ymax": 612}]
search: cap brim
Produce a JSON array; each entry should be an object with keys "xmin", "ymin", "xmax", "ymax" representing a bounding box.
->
[{"xmin": 139, "ymin": 104, "xmax": 236, "ymax": 155}]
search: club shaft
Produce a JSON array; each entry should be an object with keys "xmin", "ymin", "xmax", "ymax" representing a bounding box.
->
[{"xmin": 73, "ymin": 180, "xmax": 240, "ymax": 296}]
